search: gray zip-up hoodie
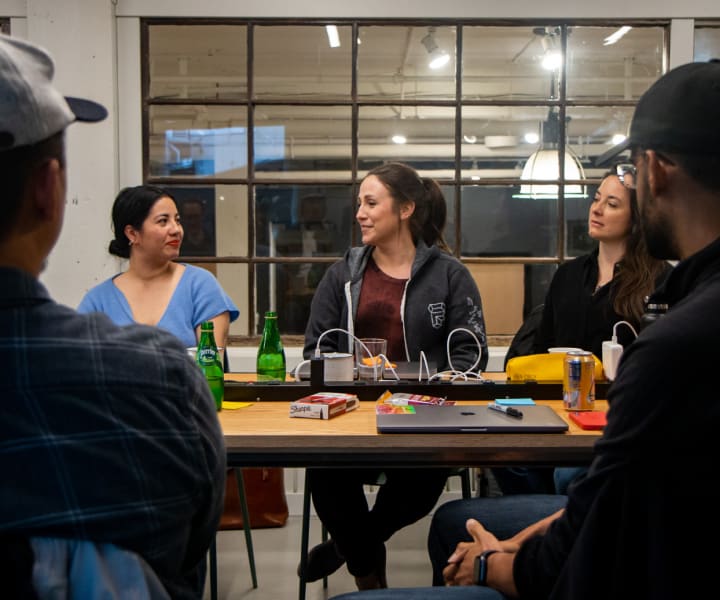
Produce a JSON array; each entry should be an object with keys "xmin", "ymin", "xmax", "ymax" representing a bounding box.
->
[{"xmin": 303, "ymin": 241, "xmax": 488, "ymax": 372}]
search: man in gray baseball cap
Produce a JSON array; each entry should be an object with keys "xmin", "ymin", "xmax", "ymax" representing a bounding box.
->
[{"xmin": 0, "ymin": 33, "xmax": 225, "ymax": 599}]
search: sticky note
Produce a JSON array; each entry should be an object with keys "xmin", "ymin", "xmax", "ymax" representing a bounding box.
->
[
  {"xmin": 494, "ymin": 398, "xmax": 535, "ymax": 406},
  {"xmin": 222, "ymin": 401, "xmax": 254, "ymax": 410}
]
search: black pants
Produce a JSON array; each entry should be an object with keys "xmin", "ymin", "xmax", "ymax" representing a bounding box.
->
[{"xmin": 308, "ymin": 467, "xmax": 450, "ymax": 577}]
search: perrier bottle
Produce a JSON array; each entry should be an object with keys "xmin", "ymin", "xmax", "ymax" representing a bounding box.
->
[
  {"xmin": 256, "ymin": 310, "xmax": 286, "ymax": 382},
  {"xmin": 196, "ymin": 321, "xmax": 224, "ymax": 411}
]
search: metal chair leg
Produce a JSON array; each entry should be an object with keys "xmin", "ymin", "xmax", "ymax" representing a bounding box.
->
[
  {"xmin": 321, "ymin": 522, "xmax": 328, "ymax": 589},
  {"xmin": 460, "ymin": 467, "xmax": 472, "ymax": 499},
  {"xmin": 234, "ymin": 468, "xmax": 258, "ymax": 589},
  {"xmin": 209, "ymin": 537, "xmax": 218, "ymax": 600},
  {"xmin": 298, "ymin": 472, "xmax": 312, "ymax": 600}
]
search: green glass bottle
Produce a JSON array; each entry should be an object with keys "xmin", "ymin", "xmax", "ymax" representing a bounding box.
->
[
  {"xmin": 256, "ymin": 310, "xmax": 286, "ymax": 382},
  {"xmin": 196, "ymin": 321, "xmax": 224, "ymax": 411}
]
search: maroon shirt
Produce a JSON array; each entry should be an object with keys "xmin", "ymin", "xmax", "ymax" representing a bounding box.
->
[{"xmin": 355, "ymin": 257, "xmax": 407, "ymax": 361}]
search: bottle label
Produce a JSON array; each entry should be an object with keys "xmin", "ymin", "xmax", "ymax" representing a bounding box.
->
[{"xmin": 198, "ymin": 347, "xmax": 217, "ymax": 364}]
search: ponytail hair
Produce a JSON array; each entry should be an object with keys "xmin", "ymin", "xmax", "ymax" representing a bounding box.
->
[{"xmin": 365, "ymin": 162, "xmax": 450, "ymax": 252}]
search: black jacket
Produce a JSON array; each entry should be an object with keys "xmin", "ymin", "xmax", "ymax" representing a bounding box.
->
[
  {"xmin": 303, "ymin": 241, "xmax": 488, "ymax": 372},
  {"xmin": 514, "ymin": 236, "xmax": 720, "ymax": 599}
]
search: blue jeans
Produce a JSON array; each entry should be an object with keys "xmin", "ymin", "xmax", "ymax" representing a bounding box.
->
[
  {"xmin": 330, "ymin": 587, "xmax": 505, "ymax": 599},
  {"xmin": 428, "ymin": 495, "xmax": 568, "ymax": 586}
]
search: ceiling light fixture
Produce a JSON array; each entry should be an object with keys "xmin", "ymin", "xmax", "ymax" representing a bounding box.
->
[
  {"xmin": 325, "ymin": 25, "xmax": 340, "ymax": 48},
  {"xmin": 603, "ymin": 26, "xmax": 632, "ymax": 46},
  {"xmin": 421, "ymin": 27, "xmax": 450, "ymax": 70},
  {"xmin": 538, "ymin": 27, "xmax": 562, "ymax": 71},
  {"xmin": 391, "ymin": 134, "xmax": 407, "ymax": 145},
  {"xmin": 514, "ymin": 111, "xmax": 586, "ymax": 200},
  {"xmin": 610, "ymin": 133, "xmax": 627, "ymax": 146}
]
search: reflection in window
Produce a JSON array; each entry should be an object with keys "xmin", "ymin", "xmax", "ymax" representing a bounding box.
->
[
  {"xmin": 695, "ymin": 25, "xmax": 720, "ymax": 62},
  {"xmin": 145, "ymin": 20, "xmax": 668, "ymax": 338}
]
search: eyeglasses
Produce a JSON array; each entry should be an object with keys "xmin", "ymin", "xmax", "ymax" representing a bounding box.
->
[{"xmin": 615, "ymin": 163, "xmax": 636, "ymax": 189}]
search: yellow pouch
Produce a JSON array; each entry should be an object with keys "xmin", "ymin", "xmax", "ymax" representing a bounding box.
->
[{"xmin": 505, "ymin": 352, "xmax": 604, "ymax": 382}]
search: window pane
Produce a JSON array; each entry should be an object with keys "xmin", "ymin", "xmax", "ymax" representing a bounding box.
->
[
  {"xmin": 164, "ymin": 184, "xmax": 249, "ymax": 258},
  {"xmin": 217, "ymin": 263, "xmax": 249, "ymax": 336},
  {"xmin": 253, "ymin": 105, "xmax": 351, "ymax": 177},
  {"xmin": 148, "ymin": 25, "xmax": 247, "ymax": 100},
  {"xmin": 460, "ymin": 185, "xmax": 557, "ymax": 257},
  {"xmin": 461, "ymin": 106, "xmax": 555, "ymax": 180},
  {"xmin": 695, "ymin": 26, "xmax": 720, "ymax": 61},
  {"xmin": 463, "ymin": 25, "xmax": 559, "ymax": 101},
  {"xmin": 440, "ymin": 185, "xmax": 457, "ymax": 251},
  {"xmin": 566, "ymin": 106, "xmax": 635, "ymax": 176},
  {"xmin": 523, "ymin": 263, "xmax": 558, "ymax": 320},
  {"xmin": 254, "ymin": 184, "xmax": 354, "ymax": 258},
  {"xmin": 358, "ymin": 105, "xmax": 455, "ymax": 170},
  {"xmin": 255, "ymin": 263, "xmax": 332, "ymax": 335},
  {"xmin": 565, "ymin": 185, "xmax": 595, "ymax": 259},
  {"xmin": 567, "ymin": 25, "xmax": 665, "ymax": 101},
  {"xmin": 358, "ymin": 25, "xmax": 456, "ymax": 100},
  {"xmin": 254, "ymin": 25, "xmax": 352, "ymax": 100},
  {"xmin": 149, "ymin": 105, "xmax": 248, "ymax": 177}
]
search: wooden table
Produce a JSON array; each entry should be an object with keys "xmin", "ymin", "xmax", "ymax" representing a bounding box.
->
[{"xmin": 220, "ymin": 398, "xmax": 606, "ymax": 469}]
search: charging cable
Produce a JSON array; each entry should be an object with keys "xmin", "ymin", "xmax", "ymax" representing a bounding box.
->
[
  {"xmin": 308, "ymin": 326, "xmax": 484, "ymax": 382},
  {"xmin": 313, "ymin": 327, "xmax": 399, "ymax": 381},
  {"xmin": 612, "ymin": 320, "xmax": 638, "ymax": 342},
  {"xmin": 428, "ymin": 327, "xmax": 485, "ymax": 382}
]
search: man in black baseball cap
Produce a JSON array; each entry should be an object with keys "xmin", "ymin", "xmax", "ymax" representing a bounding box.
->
[
  {"xmin": 334, "ymin": 59, "xmax": 720, "ymax": 600},
  {"xmin": 597, "ymin": 59, "xmax": 720, "ymax": 168},
  {"xmin": 0, "ymin": 34, "xmax": 225, "ymax": 599}
]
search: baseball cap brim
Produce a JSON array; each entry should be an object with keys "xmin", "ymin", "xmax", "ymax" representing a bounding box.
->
[
  {"xmin": 66, "ymin": 96, "xmax": 108, "ymax": 123},
  {"xmin": 594, "ymin": 138, "xmax": 631, "ymax": 167}
]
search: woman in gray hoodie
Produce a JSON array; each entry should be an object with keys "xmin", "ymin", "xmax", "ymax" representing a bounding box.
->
[{"xmin": 301, "ymin": 162, "xmax": 488, "ymax": 590}]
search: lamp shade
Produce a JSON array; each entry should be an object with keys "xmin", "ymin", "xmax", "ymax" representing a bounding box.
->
[{"xmin": 514, "ymin": 148, "xmax": 587, "ymax": 199}]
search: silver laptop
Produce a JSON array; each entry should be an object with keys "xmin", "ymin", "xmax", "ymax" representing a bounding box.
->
[{"xmin": 376, "ymin": 404, "xmax": 569, "ymax": 434}]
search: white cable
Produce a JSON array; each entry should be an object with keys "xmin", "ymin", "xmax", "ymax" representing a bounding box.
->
[
  {"xmin": 418, "ymin": 351, "xmax": 430, "ymax": 382},
  {"xmin": 444, "ymin": 327, "xmax": 484, "ymax": 377},
  {"xmin": 314, "ymin": 327, "xmax": 386, "ymax": 381},
  {"xmin": 612, "ymin": 320, "xmax": 639, "ymax": 343},
  {"xmin": 313, "ymin": 326, "xmax": 485, "ymax": 382}
]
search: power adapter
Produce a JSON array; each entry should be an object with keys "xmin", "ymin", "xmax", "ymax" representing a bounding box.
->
[
  {"xmin": 602, "ymin": 320, "xmax": 639, "ymax": 381},
  {"xmin": 602, "ymin": 340, "xmax": 623, "ymax": 381}
]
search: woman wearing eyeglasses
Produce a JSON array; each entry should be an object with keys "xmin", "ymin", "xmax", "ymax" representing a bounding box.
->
[{"xmin": 532, "ymin": 164, "xmax": 672, "ymax": 360}]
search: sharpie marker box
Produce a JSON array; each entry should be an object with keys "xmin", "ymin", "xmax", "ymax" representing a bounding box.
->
[{"xmin": 290, "ymin": 392, "xmax": 360, "ymax": 419}]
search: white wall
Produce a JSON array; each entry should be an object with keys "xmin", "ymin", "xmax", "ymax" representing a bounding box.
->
[{"xmin": 2, "ymin": 0, "xmax": 713, "ymax": 312}]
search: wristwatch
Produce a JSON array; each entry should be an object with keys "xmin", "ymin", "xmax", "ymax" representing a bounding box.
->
[{"xmin": 473, "ymin": 549, "xmax": 500, "ymax": 586}]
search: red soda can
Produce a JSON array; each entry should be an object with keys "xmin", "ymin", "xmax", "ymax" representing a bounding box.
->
[{"xmin": 563, "ymin": 350, "xmax": 595, "ymax": 410}]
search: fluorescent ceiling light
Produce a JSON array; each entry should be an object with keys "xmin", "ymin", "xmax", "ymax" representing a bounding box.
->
[
  {"xmin": 325, "ymin": 25, "xmax": 340, "ymax": 48},
  {"xmin": 524, "ymin": 132, "xmax": 540, "ymax": 144},
  {"xmin": 463, "ymin": 135, "xmax": 478, "ymax": 144},
  {"xmin": 604, "ymin": 26, "xmax": 632, "ymax": 46},
  {"xmin": 611, "ymin": 133, "xmax": 627, "ymax": 145},
  {"xmin": 391, "ymin": 134, "xmax": 407, "ymax": 145}
]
